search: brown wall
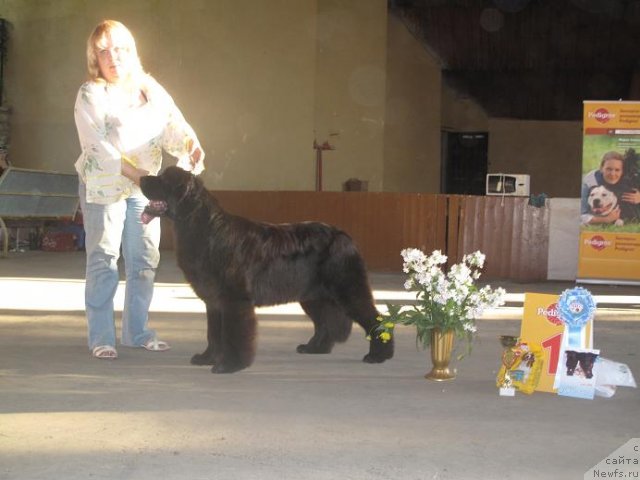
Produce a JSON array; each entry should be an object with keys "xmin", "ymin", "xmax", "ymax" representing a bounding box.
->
[
  {"xmin": 1, "ymin": 1, "xmax": 585, "ymax": 198},
  {"xmin": 440, "ymin": 75, "xmax": 583, "ymax": 199},
  {"xmin": 161, "ymin": 191, "xmax": 448, "ymax": 271},
  {"xmin": 383, "ymin": 14, "xmax": 442, "ymax": 192},
  {"xmin": 488, "ymin": 118, "xmax": 583, "ymax": 198},
  {"xmin": 1, "ymin": 0, "xmax": 392, "ymax": 192},
  {"xmin": 161, "ymin": 191, "xmax": 549, "ymax": 280},
  {"xmin": 457, "ymin": 196, "xmax": 549, "ymax": 280}
]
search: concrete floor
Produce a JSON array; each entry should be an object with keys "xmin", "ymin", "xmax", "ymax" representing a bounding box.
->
[{"xmin": 0, "ymin": 251, "xmax": 639, "ymax": 480}]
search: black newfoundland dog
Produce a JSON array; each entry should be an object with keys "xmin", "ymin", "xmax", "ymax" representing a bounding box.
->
[{"xmin": 140, "ymin": 166, "xmax": 393, "ymax": 373}]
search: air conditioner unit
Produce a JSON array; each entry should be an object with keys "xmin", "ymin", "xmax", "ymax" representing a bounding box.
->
[{"xmin": 485, "ymin": 173, "xmax": 530, "ymax": 196}]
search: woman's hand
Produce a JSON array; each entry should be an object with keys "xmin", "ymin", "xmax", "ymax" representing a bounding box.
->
[
  {"xmin": 186, "ymin": 137, "xmax": 204, "ymax": 170},
  {"xmin": 589, "ymin": 206, "xmax": 621, "ymax": 224},
  {"xmin": 622, "ymin": 189, "xmax": 640, "ymax": 205},
  {"xmin": 605, "ymin": 206, "xmax": 622, "ymax": 223},
  {"xmin": 121, "ymin": 158, "xmax": 149, "ymax": 186},
  {"xmin": 190, "ymin": 145, "xmax": 203, "ymax": 169}
]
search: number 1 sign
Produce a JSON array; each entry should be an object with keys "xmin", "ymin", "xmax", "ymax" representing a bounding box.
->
[{"xmin": 520, "ymin": 293, "xmax": 593, "ymax": 393}]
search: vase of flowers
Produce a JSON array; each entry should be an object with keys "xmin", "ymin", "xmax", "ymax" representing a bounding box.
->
[{"xmin": 374, "ymin": 248, "xmax": 506, "ymax": 381}]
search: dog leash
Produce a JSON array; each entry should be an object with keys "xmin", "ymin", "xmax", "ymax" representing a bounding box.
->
[{"xmin": 121, "ymin": 153, "xmax": 137, "ymax": 167}]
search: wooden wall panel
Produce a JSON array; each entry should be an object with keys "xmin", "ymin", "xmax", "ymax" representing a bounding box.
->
[
  {"xmin": 160, "ymin": 191, "xmax": 550, "ymax": 280},
  {"xmin": 444, "ymin": 195, "xmax": 462, "ymax": 263},
  {"xmin": 458, "ymin": 196, "xmax": 550, "ymax": 280}
]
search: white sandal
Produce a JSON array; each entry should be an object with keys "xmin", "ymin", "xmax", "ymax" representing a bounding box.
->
[
  {"xmin": 92, "ymin": 345, "xmax": 118, "ymax": 359},
  {"xmin": 142, "ymin": 338, "xmax": 171, "ymax": 352}
]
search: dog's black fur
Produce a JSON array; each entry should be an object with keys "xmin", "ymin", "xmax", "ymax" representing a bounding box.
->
[
  {"xmin": 565, "ymin": 350, "xmax": 598, "ymax": 379},
  {"xmin": 621, "ymin": 148, "xmax": 640, "ymax": 223},
  {"xmin": 140, "ymin": 166, "xmax": 393, "ymax": 373}
]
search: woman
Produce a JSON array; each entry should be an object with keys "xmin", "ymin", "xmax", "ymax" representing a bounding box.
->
[
  {"xmin": 74, "ymin": 20, "xmax": 205, "ymax": 359},
  {"xmin": 580, "ymin": 151, "xmax": 640, "ymax": 225}
]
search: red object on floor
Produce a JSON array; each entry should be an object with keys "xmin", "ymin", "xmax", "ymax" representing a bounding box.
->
[{"xmin": 41, "ymin": 231, "xmax": 77, "ymax": 252}]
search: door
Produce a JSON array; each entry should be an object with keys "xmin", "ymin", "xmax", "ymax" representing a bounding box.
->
[{"xmin": 441, "ymin": 131, "xmax": 488, "ymax": 195}]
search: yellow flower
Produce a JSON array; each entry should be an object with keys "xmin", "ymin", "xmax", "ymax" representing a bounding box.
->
[
  {"xmin": 366, "ymin": 335, "xmax": 372, "ymax": 341},
  {"xmin": 376, "ymin": 315, "xmax": 384, "ymax": 322},
  {"xmin": 379, "ymin": 332, "xmax": 392, "ymax": 343},
  {"xmin": 384, "ymin": 322, "xmax": 395, "ymax": 329}
]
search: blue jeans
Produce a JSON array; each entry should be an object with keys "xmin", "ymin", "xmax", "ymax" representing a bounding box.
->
[{"xmin": 79, "ymin": 183, "xmax": 161, "ymax": 350}]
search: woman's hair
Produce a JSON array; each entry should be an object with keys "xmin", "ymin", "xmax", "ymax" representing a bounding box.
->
[
  {"xmin": 600, "ymin": 151, "xmax": 624, "ymax": 167},
  {"xmin": 86, "ymin": 20, "xmax": 144, "ymax": 83}
]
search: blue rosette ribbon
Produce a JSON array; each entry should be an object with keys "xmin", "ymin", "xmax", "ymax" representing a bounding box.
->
[{"xmin": 557, "ymin": 287, "xmax": 597, "ymax": 347}]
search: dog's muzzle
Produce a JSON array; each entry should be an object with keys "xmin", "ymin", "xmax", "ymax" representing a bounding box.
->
[
  {"xmin": 141, "ymin": 200, "xmax": 168, "ymax": 224},
  {"xmin": 591, "ymin": 201, "xmax": 611, "ymax": 215}
]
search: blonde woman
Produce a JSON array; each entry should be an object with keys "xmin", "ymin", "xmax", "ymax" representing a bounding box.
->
[{"xmin": 74, "ymin": 20, "xmax": 205, "ymax": 359}]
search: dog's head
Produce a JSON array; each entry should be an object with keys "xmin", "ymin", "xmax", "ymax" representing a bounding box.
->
[
  {"xmin": 624, "ymin": 148, "xmax": 639, "ymax": 183},
  {"xmin": 588, "ymin": 185, "xmax": 618, "ymax": 217},
  {"xmin": 578, "ymin": 352, "xmax": 598, "ymax": 379},
  {"xmin": 140, "ymin": 166, "xmax": 201, "ymax": 223},
  {"xmin": 565, "ymin": 350, "xmax": 579, "ymax": 375}
]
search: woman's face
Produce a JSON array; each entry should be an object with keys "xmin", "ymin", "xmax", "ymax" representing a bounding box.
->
[
  {"xmin": 96, "ymin": 31, "xmax": 134, "ymax": 84},
  {"xmin": 601, "ymin": 159, "xmax": 623, "ymax": 184}
]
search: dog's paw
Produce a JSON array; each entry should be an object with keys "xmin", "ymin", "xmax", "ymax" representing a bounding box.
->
[
  {"xmin": 362, "ymin": 353, "xmax": 390, "ymax": 363},
  {"xmin": 191, "ymin": 352, "xmax": 216, "ymax": 365},
  {"xmin": 364, "ymin": 339, "xmax": 394, "ymax": 362},
  {"xmin": 363, "ymin": 341, "xmax": 394, "ymax": 363}
]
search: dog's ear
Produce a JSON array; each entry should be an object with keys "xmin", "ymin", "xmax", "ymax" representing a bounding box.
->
[
  {"xmin": 160, "ymin": 166, "xmax": 206, "ymax": 209},
  {"xmin": 139, "ymin": 174, "xmax": 168, "ymax": 201}
]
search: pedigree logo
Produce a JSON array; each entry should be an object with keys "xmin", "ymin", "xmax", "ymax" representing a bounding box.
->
[
  {"xmin": 585, "ymin": 235, "xmax": 610, "ymax": 251},
  {"xmin": 588, "ymin": 108, "xmax": 615, "ymax": 124},
  {"xmin": 537, "ymin": 302, "xmax": 562, "ymax": 326}
]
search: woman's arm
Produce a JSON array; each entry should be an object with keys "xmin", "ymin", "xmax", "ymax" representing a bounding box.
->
[
  {"xmin": 145, "ymin": 76, "xmax": 205, "ymax": 174},
  {"xmin": 621, "ymin": 189, "xmax": 640, "ymax": 205},
  {"xmin": 586, "ymin": 206, "xmax": 621, "ymax": 224},
  {"xmin": 580, "ymin": 182, "xmax": 591, "ymax": 215},
  {"xmin": 120, "ymin": 154, "xmax": 149, "ymax": 186}
]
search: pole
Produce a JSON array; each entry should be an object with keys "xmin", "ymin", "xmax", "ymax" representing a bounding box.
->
[
  {"xmin": 316, "ymin": 148, "xmax": 322, "ymax": 191},
  {"xmin": 313, "ymin": 139, "xmax": 335, "ymax": 192}
]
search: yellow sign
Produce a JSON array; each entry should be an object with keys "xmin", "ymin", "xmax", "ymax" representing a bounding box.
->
[
  {"xmin": 579, "ymin": 101, "xmax": 640, "ymax": 283},
  {"xmin": 578, "ymin": 231, "xmax": 640, "ymax": 280},
  {"xmin": 520, "ymin": 293, "xmax": 593, "ymax": 393},
  {"xmin": 583, "ymin": 101, "xmax": 640, "ymax": 131}
]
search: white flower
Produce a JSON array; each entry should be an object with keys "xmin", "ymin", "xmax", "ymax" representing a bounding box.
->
[
  {"xmin": 448, "ymin": 263, "xmax": 473, "ymax": 288},
  {"xmin": 392, "ymin": 249, "xmax": 505, "ymax": 353},
  {"xmin": 463, "ymin": 322, "xmax": 477, "ymax": 333},
  {"xmin": 401, "ymin": 248, "xmax": 427, "ymax": 268},
  {"xmin": 433, "ymin": 291, "xmax": 449, "ymax": 305},
  {"xmin": 464, "ymin": 251, "xmax": 485, "ymax": 268},
  {"xmin": 380, "ymin": 247, "xmax": 510, "ymax": 359}
]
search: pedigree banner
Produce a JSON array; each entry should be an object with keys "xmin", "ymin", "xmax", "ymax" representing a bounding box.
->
[{"xmin": 578, "ymin": 101, "xmax": 640, "ymax": 283}]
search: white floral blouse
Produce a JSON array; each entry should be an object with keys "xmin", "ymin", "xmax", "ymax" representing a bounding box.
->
[{"xmin": 74, "ymin": 74, "xmax": 204, "ymax": 204}]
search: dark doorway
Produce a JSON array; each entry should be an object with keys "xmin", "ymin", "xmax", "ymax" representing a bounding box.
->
[{"xmin": 441, "ymin": 131, "xmax": 488, "ymax": 195}]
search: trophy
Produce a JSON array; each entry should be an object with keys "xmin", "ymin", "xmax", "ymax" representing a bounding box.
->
[{"xmin": 498, "ymin": 335, "xmax": 521, "ymax": 396}]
